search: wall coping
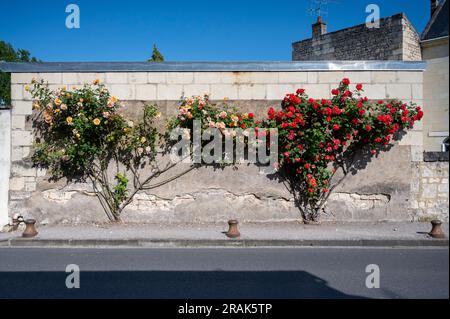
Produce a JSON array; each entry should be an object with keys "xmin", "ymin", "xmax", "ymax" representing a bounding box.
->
[
  {"xmin": 0, "ymin": 61, "xmax": 427, "ymax": 73},
  {"xmin": 423, "ymin": 151, "xmax": 450, "ymax": 162}
]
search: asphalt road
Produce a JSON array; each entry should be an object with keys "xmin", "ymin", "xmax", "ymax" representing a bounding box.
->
[{"xmin": 0, "ymin": 247, "xmax": 448, "ymax": 299}]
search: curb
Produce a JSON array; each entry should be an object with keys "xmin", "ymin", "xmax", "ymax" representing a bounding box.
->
[{"xmin": 0, "ymin": 238, "xmax": 448, "ymax": 248}]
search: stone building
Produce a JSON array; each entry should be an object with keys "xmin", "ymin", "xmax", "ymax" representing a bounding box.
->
[
  {"xmin": 292, "ymin": 14, "xmax": 422, "ymax": 61},
  {"xmin": 421, "ymin": 0, "xmax": 449, "ymax": 151}
]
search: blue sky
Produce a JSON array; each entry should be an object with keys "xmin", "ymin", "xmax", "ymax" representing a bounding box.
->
[{"xmin": 0, "ymin": 0, "xmax": 431, "ymax": 61}]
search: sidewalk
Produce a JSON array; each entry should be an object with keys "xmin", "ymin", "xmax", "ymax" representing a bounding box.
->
[{"xmin": 0, "ymin": 221, "xmax": 448, "ymax": 248}]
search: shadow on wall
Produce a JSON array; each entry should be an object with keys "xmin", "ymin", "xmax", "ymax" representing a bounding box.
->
[{"xmin": 0, "ymin": 270, "xmax": 367, "ymax": 299}]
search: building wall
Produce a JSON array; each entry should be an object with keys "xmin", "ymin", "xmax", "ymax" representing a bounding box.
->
[
  {"xmin": 0, "ymin": 109, "xmax": 11, "ymax": 227},
  {"xmin": 7, "ymin": 68, "xmax": 442, "ymax": 224},
  {"xmin": 422, "ymin": 38, "xmax": 449, "ymax": 151},
  {"xmin": 292, "ymin": 14, "xmax": 422, "ymax": 61}
]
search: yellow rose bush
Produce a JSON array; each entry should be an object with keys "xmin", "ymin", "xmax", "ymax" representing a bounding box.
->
[{"xmin": 29, "ymin": 79, "xmax": 171, "ymax": 221}]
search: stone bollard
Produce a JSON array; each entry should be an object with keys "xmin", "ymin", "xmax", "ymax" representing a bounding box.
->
[
  {"xmin": 22, "ymin": 219, "xmax": 38, "ymax": 238},
  {"xmin": 226, "ymin": 220, "xmax": 240, "ymax": 238},
  {"xmin": 429, "ymin": 220, "xmax": 445, "ymax": 239}
]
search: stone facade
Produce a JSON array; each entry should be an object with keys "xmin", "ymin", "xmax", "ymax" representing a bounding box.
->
[
  {"xmin": 5, "ymin": 65, "xmax": 442, "ymax": 225},
  {"xmin": 292, "ymin": 14, "xmax": 422, "ymax": 61},
  {"xmin": 411, "ymin": 153, "xmax": 449, "ymax": 222}
]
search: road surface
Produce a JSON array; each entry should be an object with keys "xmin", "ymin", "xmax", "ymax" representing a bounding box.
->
[{"xmin": 0, "ymin": 247, "xmax": 448, "ymax": 298}]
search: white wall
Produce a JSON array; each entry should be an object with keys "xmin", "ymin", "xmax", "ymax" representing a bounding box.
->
[{"xmin": 0, "ymin": 109, "xmax": 11, "ymax": 227}]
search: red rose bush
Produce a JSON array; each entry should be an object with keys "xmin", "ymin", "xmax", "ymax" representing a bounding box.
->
[{"xmin": 263, "ymin": 79, "xmax": 423, "ymax": 222}]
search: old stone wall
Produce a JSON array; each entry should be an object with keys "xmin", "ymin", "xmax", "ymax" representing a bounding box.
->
[
  {"xmin": 411, "ymin": 152, "xmax": 449, "ymax": 222},
  {"xmin": 7, "ymin": 67, "xmax": 429, "ymax": 224},
  {"xmin": 292, "ymin": 14, "xmax": 422, "ymax": 61},
  {"xmin": 0, "ymin": 109, "xmax": 11, "ymax": 226}
]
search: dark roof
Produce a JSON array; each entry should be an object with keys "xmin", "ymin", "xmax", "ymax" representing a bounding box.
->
[{"xmin": 422, "ymin": 0, "xmax": 449, "ymax": 40}]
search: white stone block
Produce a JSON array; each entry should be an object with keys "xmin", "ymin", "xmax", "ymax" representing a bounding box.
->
[
  {"xmin": 371, "ymin": 71, "xmax": 398, "ymax": 83},
  {"xmin": 9, "ymin": 177, "xmax": 25, "ymax": 191},
  {"xmin": 11, "ymin": 73, "xmax": 39, "ymax": 84},
  {"xmin": 183, "ymin": 84, "xmax": 210, "ymax": 97},
  {"xmin": 11, "ymin": 115, "xmax": 25, "ymax": 130},
  {"xmin": 412, "ymin": 84, "xmax": 423, "ymax": 100},
  {"xmin": 278, "ymin": 72, "xmax": 307, "ymax": 84},
  {"xmin": 109, "ymin": 85, "xmax": 135, "ymax": 100},
  {"xmin": 148, "ymin": 72, "xmax": 167, "ymax": 84},
  {"xmin": 37, "ymin": 73, "xmax": 63, "ymax": 84},
  {"xmin": 386, "ymin": 84, "xmax": 412, "ymax": 100},
  {"xmin": 62, "ymin": 73, "xmax": 80, "ymax": 84},
  {"xmin": 318, "ymin": 72, "xmax": 345, "ymax": 84},
  {"xmin": 11, "ymin": 164, "xmax": 36, "ymax": 177},
  {"xmin": 12, "ymin": 131, "xmax": 33, "ymax": 146},
  {"xmin": 193, "ymin": 72, "xmax": 221, "ymax": 84},
  {"xmin": 157, "ymin": 84, "xmax": 184, "ymax": 100},
  {"xmin": 135, "ymin": 84, "xmax": 157, "ymax": 100},
  {"xmin": 397, "ymin": 72, "xmax": 423, "ymax": 83},
  {"xmin": 167, "ymin": 72, "xmax": 194, "ymax": 84},
  {"xmin": 11, "ymin": 101, "xmax": 32, "ymax": 115},
  {"xmin": 398, "ymin": 131, "xmax": 423, "ymax": 146},
  {"xmin": 410, "ymin": 145, "xmax": 423, "ymax": 162},
  {"xmin": 266, "ymin": 84, "xmax": 295, "ymax": 100},
  {"xmin": 343, "ymin": 72, "xmax": 372, "ymax": 84},
  {"xmin": 210, "ymin": 84, "xmax": 239, "ymax": 100},
  {"xmin": 302, "ymin": 84, "xmax": 330, "ymax": 99},
  {"xmin": 77, "ymin": 73, "xmax": 105, "ymax": 84},
  {"xmin": 11, "ymin": 85, "xmax": 23, "ymax": 100},
  {"xmin": 222, "ymin": 72, "xmax": 251, "ymax": 84},
  {"xmin": 362, "ymin": 84, "xmax": 387, "ymax": 99},
  {"xmin": 105, "ymin": 73, "xmax": 128, "ymax": 84},
  {"xmin": 238, "ymin": 84, "xmax": 266, "ymax": 100},
  {"xmin": 250, "ymin": 72, "xmax": 279, "ymax": 84},
  {"xmin": 128, "ymin": 72, "xmax": 148, "ymax": 84},
  {"xmin": 307, "ymin": 72, "xmax": 318, "ymax": 84}
]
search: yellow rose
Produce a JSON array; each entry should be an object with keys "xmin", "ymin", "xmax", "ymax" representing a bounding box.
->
[
  {"xmin": 24, "ymin": 85, "xmax": 30, "ymax": 92},
  {"xmin": 75, "ymin": 133, "xmax": 81, "ymax": 139},
  {"xmin": 54, "ymin": 98, "xmax": 62, "ymax": 106},
  {"xmin": 93, "ymin": 118, "xmax": 101, "ymax": 126},
  {"xmin": 93, "ymin": 79, "xmax": 101, "ymax": 85},
  {"xmin": 140, "ymin": 137, "xmax": 147, "ymax": 143},
  {"xmin": 66, "ymin": 117, "xmax": 73, "ymax": 125}
]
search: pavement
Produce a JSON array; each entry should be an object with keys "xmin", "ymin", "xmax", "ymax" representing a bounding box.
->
[
  {"xmin": 0, "ymin": 247, "xmax": 448, "ymax": 298},
  {"xmin": 0, "ymin": 221, "xmax": 448, "ymax": 247}
]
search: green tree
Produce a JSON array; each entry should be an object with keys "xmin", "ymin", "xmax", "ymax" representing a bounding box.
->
[
  {"xmin": 148, "ymin": 43, "xmax": 164, "ymax": 62},
  {"xmin": 0, "ymin": 40, "xmax": 38, "ymax": 106}
]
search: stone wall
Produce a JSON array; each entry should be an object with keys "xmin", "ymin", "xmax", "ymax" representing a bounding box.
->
[
  {"xmin": 411, "ymin": 152, "xmax": 449, "ymax": 222},
  {"xmin": 6, "ymin": 65, "xmax": 430, "ymax": 224},
  {"xmin": 292, "ymin": 14, "xmax": 422, "ymax": 61},
  {"xmin": 0, "ymin": 109, "xmax": 11, "ymax": 226}
]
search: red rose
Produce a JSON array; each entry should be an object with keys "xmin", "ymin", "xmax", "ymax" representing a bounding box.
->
[
  {"xmin": 356, "ymin": 83, "xmax": 363, "ymax": 91},
  {"xmin": 283, "ymin": 152, "xmax": 290, "ymax": 158},
  {"xmin": 248, "ymin": 112, "xmax": 254, "ymax": 119},
  {"xmin": 304, "ymin": 163, "xmax": 311, "ymax": 169},
  {"xmin": 331, "ymin": 89, "xmax": 339, "ymax": 95},
  {"xmin": 365, "ymin": 125, "xmax": 372, "ymax": 131},
  {"xmin": 333, "ymin": 124, "xmax": 340, "ymax": 131},
  {"xmin": 296, "ymin": 88, "xmax": 305, "ymax": 95},
  {"xmin": 342, "ymin": 78, "xmax": 350, "ymax": 86},
  {"xmin": 359, "ymin": 109, "xmax": 365, "ymax": 116}
]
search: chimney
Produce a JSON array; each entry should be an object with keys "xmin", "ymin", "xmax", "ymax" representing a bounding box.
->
[
  {"xmin": 312, "ymin": 16, "xmax": 327, "ymax": 39},
  {"xmin": 431, "ymin": 0, "xmax": 439, "ymax": 17}
]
